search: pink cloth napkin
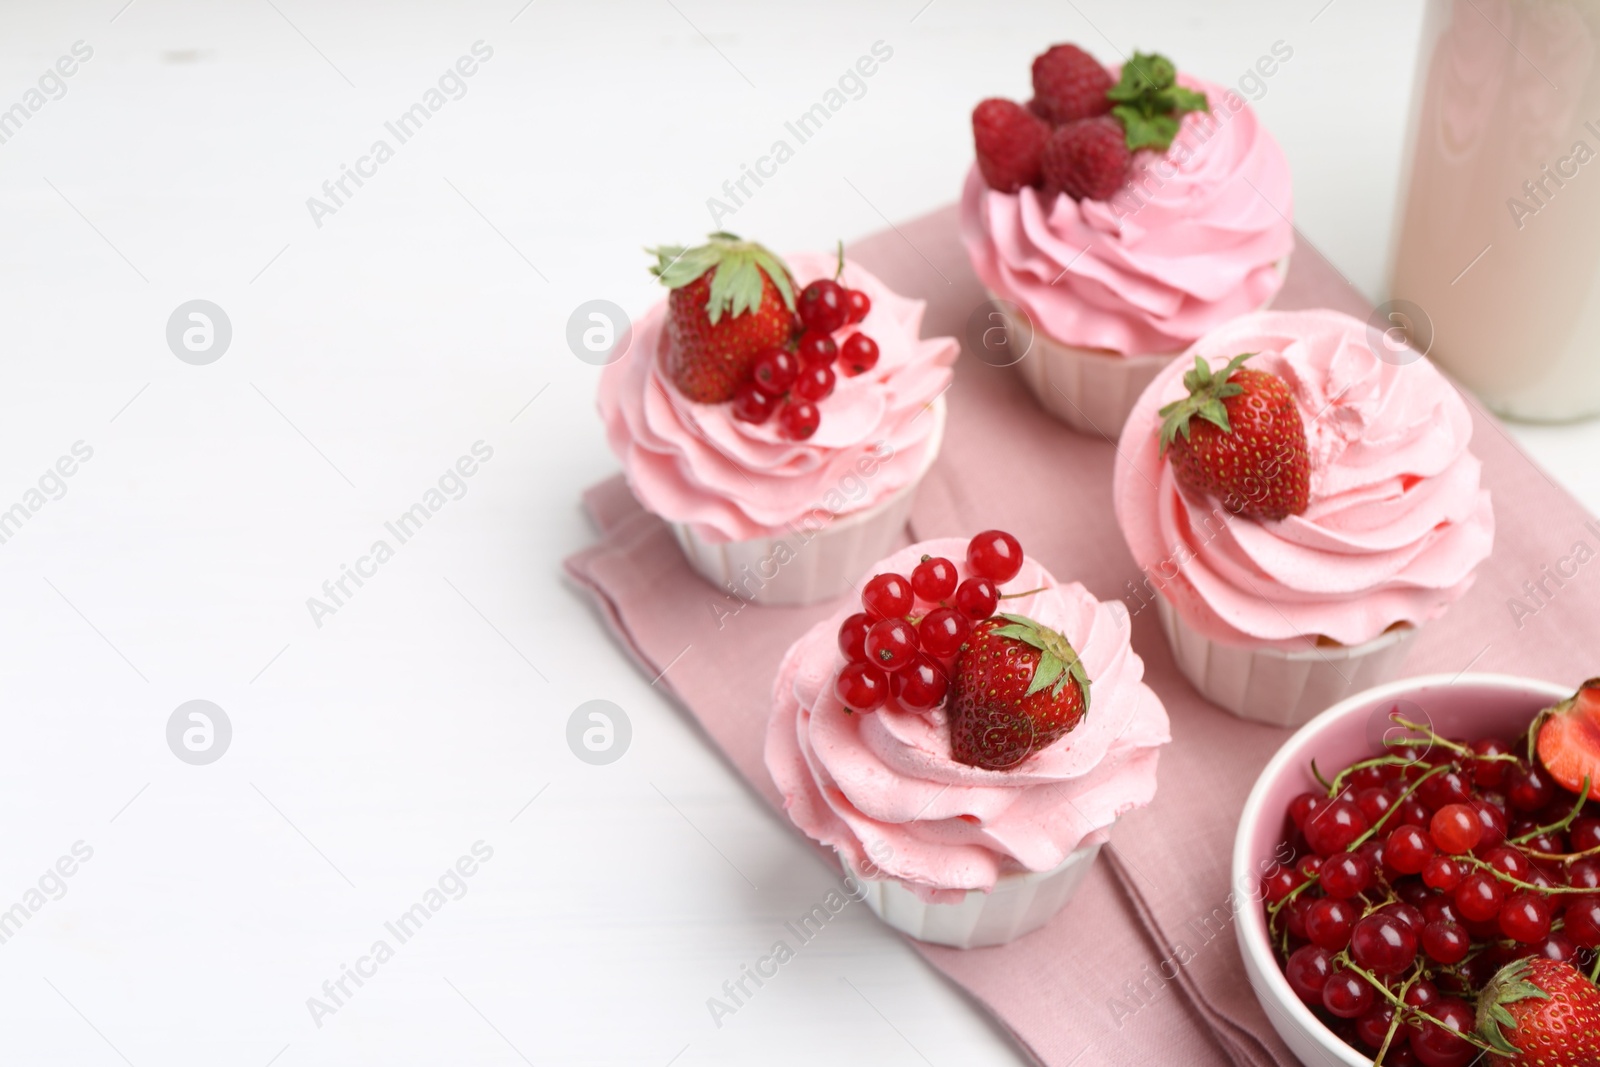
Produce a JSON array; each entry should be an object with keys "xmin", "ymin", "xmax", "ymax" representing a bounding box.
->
[{"xmin": 565, "ymin": 205, "xmax": 1600, "ymax": 1066}]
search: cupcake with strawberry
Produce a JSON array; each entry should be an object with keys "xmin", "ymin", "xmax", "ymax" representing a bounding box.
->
[
  {"xmin": 765, "ymin": 530, "xmax": 1170, "ymax": 948},
  {"xmin": 961, "ymin": 45, "xmax": 1294, "ymax": 437},
  {"xmin": 599, "ymin": 233, "xmax": 957, "ymax": 605},
  {"xmin": 1113, "ymin": 308, "xmax": 1495, "ymax": 726}
]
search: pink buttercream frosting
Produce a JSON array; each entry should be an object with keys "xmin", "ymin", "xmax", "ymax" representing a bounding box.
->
[
  {"xmin": 765, "ymin": 538, "xmax": 1170, "ymax": 903},
  {"xmin": 598, "ymin": 253, "xmax": 957, "ymax": 543},
  {"xmin": 960, "ymin": 72, "xmax": 1294, "ymax": 356},
  {"xmin": 1113, "ymin": 309, "xmax": 1495, "ymax": 649}
]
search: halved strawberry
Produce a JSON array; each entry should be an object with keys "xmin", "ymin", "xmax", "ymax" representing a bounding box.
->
[{"xmin": 1535, "ymin": 678, "xmax": 1600, "ymax": 800}]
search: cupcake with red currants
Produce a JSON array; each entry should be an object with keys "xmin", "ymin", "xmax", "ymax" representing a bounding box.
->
[
  {"xmin": 598, "ymin": 233, "xmax": 957, "ymax": 605},
  {"xmin": 1260, "ymin": 680, "xmax": 1600, "ymax": 1067},
  {"xmin": 960, "ymin": 45, "xmax": 1293, "ymax": 436},
  {"xmin": 765, "ymin": 530, "xmax": 1170, "ymax": 948},
  {"xmin": 1113, "ymin": 309, "xmax": 1494, "ymax": 726}
]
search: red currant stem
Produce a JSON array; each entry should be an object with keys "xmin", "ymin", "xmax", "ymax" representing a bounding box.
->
[
  {"xmin": 997, "ymin": 587, "xmax": 1047, "ymax": 600},
  {"xmin": 1457, "ymin": 855, "xmax": 1595, "ymax": 894},
  {"xmin": 1507, "ymin": 773, "xmax": 1591, "ymax": 845},
  {"xmin": 1387, "ymin": 715, "xmax": 1519, "ymax": 765},
  {"xmin": 1322, "ymin": 754, "xmax": 1423, "ymax": 799},
  {"xmin": 1372, "ymin": 971, "xmax": 1419, "ymax": 1067},
  {"xmin": 1591, "ymin": 951, "xmax": 1600, "ymax": 985},
  {"xmin": 1337, "ymin": 957, "xmax": 1497, "ymax": 1053},
  {"xmin": 1526, "ymin": 842, "xmax": 1600, "ymax": 864},
  {"xmin": 1310, "ymin": 759, "xmax": 1334, "ymax": 794},
  {"xmin": 1348, "ymin": 763, "xmax": 1452, "ymax": 851},
  {"xmin": 834, "ymin": 239, "xmax": 845, "ymax": 281}
]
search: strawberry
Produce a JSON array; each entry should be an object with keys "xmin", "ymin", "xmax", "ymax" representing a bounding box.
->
[
  {"xmin": 972, "ymin": 98, "xmax": 1050, "ymax": 194},
  {"xmin": 1030, "ymin": 44, "xmax": 1113, "ymax": 125},
  {"xmin": 1535, "ymin": 678, "xmax": 1600, "ymax": 800},
  {"xmin": 1158, "ymin": 353, "xmax": 1311, "ymax": 522},
  {"xmin": 948, "ymin": 614, "xmax": 1091, "ymax": 770},
  {"xmin": 1477, "ymin": 957, "xmax": 1600, "ymax": 1066},
  {"xmin": 648, "ymin": 233, "xmax": 796, "ymax": 404},
  {"xmin": 1042, "ymin": 116, "xmax": 1131, "ymax": 201}
]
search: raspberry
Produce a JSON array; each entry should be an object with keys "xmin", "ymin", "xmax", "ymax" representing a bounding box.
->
[
  {"xmin": 1041, "ymin": 117, "xmax": 1131, "ymax": 202},
  {"xmin": 971, "ymin": 98, "xmax": 1049, "ymax": 193},
  {"xmin": 1030, "ymin": 44, "xmax": 1113, "ymax": 125}
]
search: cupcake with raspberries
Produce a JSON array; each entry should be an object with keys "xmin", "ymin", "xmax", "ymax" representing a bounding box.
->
[
  {"xmin": 599, "ymin": 233, "xmax": 957, "ymax": 605},
  {"xmin": 961, "ymin": 45, "xmax": 1294, "ymax": 437},
  {"xmin": 765, "ymin": 530, "xmax": 1170, "ymax": 948},
  {"xmin": 1113, "ymin": 308, "xmax": 1496, "ymax": 727}
]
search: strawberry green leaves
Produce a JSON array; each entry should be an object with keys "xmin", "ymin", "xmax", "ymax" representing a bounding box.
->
[
  {"xmin": 1158, "ymin": 353, "xmax": 1253, "ymax": 452},
  {"xmin": 992, "ymin": 613, "xmax": 1092, "ymax": 708},
  {"xmin": 1106, "ymin": 51, "xmax": 1209, "ymax": 153},
  {"xmin": 647, "ymin": 232, "xmax": 796, "ymax": 325}
]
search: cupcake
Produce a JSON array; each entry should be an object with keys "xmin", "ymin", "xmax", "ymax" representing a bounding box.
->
[
  {"xmin": 765, "ymin": 531, "xmax": 1170, "ymax": 948},
  {"xmin": 961, "ymin": 45, "xmax": 1294, "ymax": 436},
  {"xmin": 599, "ymin": 234, "xmax": 957, "ymax": 606},
  {"xmin": 1113, "ymin": 308, "xmax": 1496, "ymax": 727}
]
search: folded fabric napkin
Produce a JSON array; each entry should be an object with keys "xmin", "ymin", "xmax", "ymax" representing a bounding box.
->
[{"xmin": 565, "ymin": 205, "xmax": 1600, "ymax": 1066}]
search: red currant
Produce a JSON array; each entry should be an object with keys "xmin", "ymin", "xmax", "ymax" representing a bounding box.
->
[
  {"xmin": 1498, "ymin": 891, "xmax": 1552, "ymax": 943},
  {"xmin": 792, "ymin": 363, "xmax": 835, "ymax": 402},
  {"xmin": 1409, "ymin": 997, "xmax": 1475, "ymax": 1067},
  {"xmin": 1417, "ymin": 768, "xmax": 1472, "ymax": 810},
  {"xmin": 1354, "ymin": 1004, "xmax": 1397, "ymax": 1050},
  {"xmin": 1422, "ymin": 894, "xmax": 1461, "ymax": 925},
  {"xmin": 1572, "ymin": 816, "xmax": 1600, "ymax": 852},
  {"xmin": 911, "ymin": 556, "xmax": 959, "ymax": 601},
  {"xmin": 1289, "ymin": 792, "xmax": 1323, "ymax": 829},
  {"xmin": 1388, "ymin": 827, "xmax": 1439, "ymax": 875},
  {"xmin": 730, "ymin": 382, "xmax": 776, "ymax": 424},
  {"xmin": 1454, "ymin": 870, "xmax": 1505, "ymax": 922},
  {"xmin": 1350, "ymin": 764, "xmax": 1388, "ymax": 790},
  {"xmin": 864, "ymin": 617, "xmax": 917, "ymax": 672},
  {"xmin": 1320, "ymin": 852, "xmax": 1372, "ymax": 899},
  {"xmin": 1564, "ymin": 897, "xmax": 1600, "ymax": 947},
  {"xmin": 1421, "ymin": 853, "xmax": 1465, "ymax": 892},
  {"xmin": 1305, "ymin": 896, "xmax": 1359, "ymax": 951},
  {"xmin": 798, "ymin": 279, "xmax": 849, "ymax": 333},
  {"xmin": 891, "ymin": 655, "xmax": 948, "ymax": 711},
  {"xmin": 1283, "ymin": 895, "xmax": 1314, "ymax": 940},
  {"xmin": 861, "ymin": 573, "xmax": 913, "ymax": 619},
  {"xmin": 834, "ymin": 662, "xmax": 887, "ymax": 711},
  {"xmin": 750, "ymin": 348, "xmax": 798, "ymax": 397},
  {"xmin": 1321, "ymin": 967, "xmax": 1373, "ymax": 1019},
  {"xmin": 837, "ymin": 612, "xmax": 871, "ymax": 662},
  {"xmin": 1354, "ymin": 786, "xmax": 1394, "ymax": 825},
  {"xmin": 844, "ymin": 288, "xmax": 871, "ymax": 324},
  {"xmin": 1420, "ymin": 919, "xmax": 1470, "ymax": 964},
  {"xmin": 1379, "ymin": 901, "xmax": 1426, "ymax": 933},
  {"xmin": 1469, "ymin": 737, "xmax": 1511, "ymax": 787},
  {"xmin": 1260, "ymin": 864, "xmax": 1303, "ymax": 906},
  {"xmin": 776, "ymin": 400, "xmax": 820, "ymax": 441},
  {"xmin": 1430, "ymin": 803, "xmax": 1482, "ymax": 854},
  {"xmin": 953, "ymin": 576, "xmax": 998, "ymax": 620},
  {"xmin": 840, "ymin": 333, "xmax": 879, "ymax": 376},
  {"xmin": 1569, "ymin": 857, "xmax": 1600, "ymax": 893},
  {"xmin": 1403, "ymin": 979, "xmax": 1439, "ymax": 1011},
  {"xmin": 917, "ymin": 607, "xmax": 970, "ymax": 659},
  {"xmin": 966, "ymin": 530, "xmax": 1024, "ymax": 583},
  {"xmin": 797, "ymin": 330, "xmax": 838, "ymax": 365},
  {"xmin": 1284, "ymin": 944, "xmax": 1334, "ymax": 1007},
  {"xmin": 1472, "ymin": 799, "xmax": 1508, "ymax": 849},
  {"xmin": 1527, "ymin": 931, "xmax": 1578, "ymax": 963},
  {"xmin": 1483, "ymin": 846, "xmax": 1531, "ymax": 881},
  {"xmin": 1304, "ymin": 799, "xmax": 1368, "ymax": 856},
  {"xmin": 1507, "ymin": 761, "xmax": 1555, "ymax": 812},
  {"xmin": 1350, "ymin": 913, "xmax": 1417, "ymax": 975}
]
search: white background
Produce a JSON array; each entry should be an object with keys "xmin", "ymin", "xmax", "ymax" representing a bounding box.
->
[{"xmin": 2, "ymin": 1, "xmax": 1598, "ymax": 1065}]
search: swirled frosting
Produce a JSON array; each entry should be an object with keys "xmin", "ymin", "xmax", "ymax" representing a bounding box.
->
[
  {"xmin": 765, "ymin": 538, "xmax": 1170, "ymax": 903},
  {"xmin": 1113, "ymin": 309, "xmax": 1495, "ymax": 648},
  {"xmin": 598, "ymin": 253, "xmax": 957, "ymax": 543},
  {"xmin": 960, "ymin": 73, "xmax": 1294, "ymax": 356}
]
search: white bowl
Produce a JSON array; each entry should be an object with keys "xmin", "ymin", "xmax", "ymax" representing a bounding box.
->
[{"xmin": 1230, "ymin": 672, "xmax": 1571, "ymax": 1067}]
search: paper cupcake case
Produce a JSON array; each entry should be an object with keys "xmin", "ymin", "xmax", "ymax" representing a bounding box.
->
[
  {"xmin": 996, "ymin": 257, "xmax": 1291, "ymax": 439},
  {"xmin": 844, "ymin": 840, "xmax": 1103, "ymax": 950},
  {"xmin": 671, "ymin": 399, "xmax": 946, "ymax": 607},
  {"xmin": 1154, "ymin": 592, "xmax": 1421, "ymax": 728}
]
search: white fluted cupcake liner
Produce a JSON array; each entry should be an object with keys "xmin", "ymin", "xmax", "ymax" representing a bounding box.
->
[
  {"xmin": 843, "ymin": 841, "xmax": 1102, "ymax": 949},
  {"xmin": 992, "ymin": 257, "xmax": 1290, "ymax": 439},
  {"xmin": 1154, "ymin": 591, "xmax": 1421, "ymax": 728},
  {"xmin": 670, "ymin": 399, "xmax": 946, "ymax": 607}
]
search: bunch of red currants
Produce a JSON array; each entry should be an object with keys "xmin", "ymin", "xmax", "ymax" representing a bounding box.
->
[
  {"xmin": 732, "ymin": 275, "xmax": 882, "ymax": 441},
  {"xmin": 833, "ymin": 531, "xmax": 1025, "ymax": 714}
]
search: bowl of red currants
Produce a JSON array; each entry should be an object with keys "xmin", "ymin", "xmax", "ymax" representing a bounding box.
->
[{"xmin": 1230, "ymin": 672, "xmax": 1600, "ymax": 1066}]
